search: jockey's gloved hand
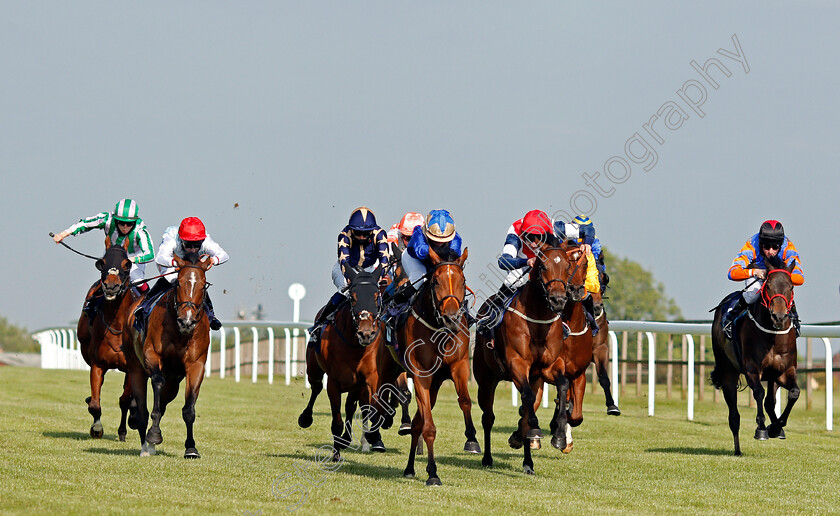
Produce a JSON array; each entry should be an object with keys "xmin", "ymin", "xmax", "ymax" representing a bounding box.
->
[{"xmin": 389, "ymin": 284, "xmax": 416, "ymax": 305}]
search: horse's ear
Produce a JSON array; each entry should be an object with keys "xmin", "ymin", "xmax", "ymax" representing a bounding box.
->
[
  {"xmin": 95, "ymin": 259, "xmax": 105, "ymax": 272},
  {"xmin": 787, "ymin": 259, "xmax": 796, "ymax": 274},
  {"xmin": 173, "ymin": 254, "xmax": 186, "ymax": 269},
  {"xmin": 122, "ymin": 237, "xmax": 130, "ymax": 251},
  {"xmin": 456, "ymin": 247, "xmax": 468, "ymax": 268},
  {"xmin": 373, "ymin": 264, "xmax": 384, "ymax": 280},
  {"xmin": 104, "ymin": 235, "xmax": 112, "ymax": 248},
  {"xmin": 200, "ymin": 255, "xmax": 213, "ymax": 271},
  {"xmin": 345, "ymin": 265, "xmax": 358, "ymax": 283},
  {"xmin": 428, "ymin": 245, "xmax": 441, "ymax": 265}
]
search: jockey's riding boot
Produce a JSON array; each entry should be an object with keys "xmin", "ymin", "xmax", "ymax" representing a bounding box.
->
[
  {"xmin": 790, "ymin": 302, "xmax": 801, "ymax": 337},
  {"xmin": 84, "ymin": 282, "xmax": 103, "ymax": 320},
  {"xmin": 582, "ymin": 294, "xmax": 599, "ymax": 336},
  {"xmin": 204, "ymin": 293, "xmax": 222, "ymax": 331},
  {"xmin": 308, "ymin": 292, "xmax": 345, "ymax": 344},
  {"xmin": 477, "ymin": 284, "xmax": 515, "ymax": 340},
  {"xmin": 722, "ymin": 296, "xmax": 749, "ymax": 341},
  {"xmin": 131, "ymin": 281, "xmax": 149, "ymax": 299}
]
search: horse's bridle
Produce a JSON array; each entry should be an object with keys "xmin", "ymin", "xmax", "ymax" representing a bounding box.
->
[
  {"xmin": 760, "ymin": 269, "xmax": 794, "ymax": 313},
  {"xmin": 172, "ymin": 264, "xmax": 210, "ymax": 315},
  {"xmin": 533, "ymin": 247, "xmax": 569, "ymax": 308},
  {"xmin": 348, "ymin": 279, "xmax": 383, "ymax": 341},
  {"xmin": 427, "ymin": 260, "xmax": 466, "ymax": 327}
]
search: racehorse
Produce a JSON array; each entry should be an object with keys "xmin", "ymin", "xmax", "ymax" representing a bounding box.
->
[
  {"xmin": 473, "ymin": 243, "xmax": 572, "ymax": 474},
  {"xmin": 124, "ymin": 252, "xmax": 213, "ymax": 458},
  {"xmin": 589, "ymin": 289, "xmax": 620, "ymax": 415},
  {"xmin": 710, "ymin": 255, "xmax": 800, "ymax": 455},
  {"xmin": 391, "ymin": 247, "xmax": 477, "ymax": 486},
  {"xmin": 298, "ymin": 266, "xmax": 399, "ymax": 460},
  {"xmin": 77, "ymin": 236, "xmax": 135, "ymax": 440}
]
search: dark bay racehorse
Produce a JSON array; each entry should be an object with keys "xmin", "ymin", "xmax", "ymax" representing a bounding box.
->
[
  {"xmin": 77, "ymin": 236, "xmax": 135, "ymax": 440},
  {"xmin": 124, "ymin": 252, "xmax": 213, "ymax": 458},
  {"xmin": 473, "ymin": 244, "xmax": 572, "ymax": 474},
  {"xmin": 589, "ymin": 289, "xmax": 620, "ymax": 415},
  {"xmin": 392, "ymin": 247, "xmax": 478, "ymax": 486},
  {"xmin": 298, "ymin": 266, "xmax": 399, "ymax": 460},
  {"xmin": 710, "ymin": 256, "xmax": 800, "ymax": 455}
]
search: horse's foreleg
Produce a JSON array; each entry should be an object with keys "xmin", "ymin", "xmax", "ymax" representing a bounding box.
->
[
  {"xmin": 146, "ymin": 368, "xmax": 165, "ymax": 445},
  {"xmin": 595, "ymin": 347, "xmax": 620, "ymax": 415},
  {"xmin": 87, "ymin": 364, "xmax": 106, "ymax": 438},
  {"xmin": 298, "ymin": 347, "xmax": 324, "ymax": 428},
  {"xmin": 569, "ymin": 374, "xmax": 586, "ymax": 427},
  {"xmin": 129, "ymin": 368, "xmax": 152, "ymax": 456},
  {"xmin": 450, "ymin": 360, "xmax": 480, "ymax": 454},
  {"xmin": 422, "ymin": 379, "xmax": 440, "ymax": 486},
  {"xmin": 182, "ymin": 362, "xmax": 205, "ymax": 458},
  {"xmin": 397, "ymin": 373, "xmax": 412, "ymax": 435},
  {"xmin": 510, "ymin": 359, "xmax": 540, "ymax": 445},
  {"xmin": 326, "ymin": 379, "xmax": 347, "ymax": 461},
  {"xmin": 117, "ymin": 374, "xmax": 132, "ymax": 441},
  {"xmin": 745, "ymin": 371, "xmax": 768, "ymax": 440},
  {"xmin": 550, "ymin": 374, "xmax": 570, "ymax": 451},
  {"xmin": 768, "ymin": 369, "xmax": 800, "ymax": 438}
]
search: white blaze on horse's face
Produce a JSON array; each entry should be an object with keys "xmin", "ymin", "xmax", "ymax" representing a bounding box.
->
[
  {"xmin": 553, "ymin": 256, "xmax": 562, "ymax": 264},
  {"xmin": 188, "ymin": 271, "xmax": 197, "ymax": 298}
]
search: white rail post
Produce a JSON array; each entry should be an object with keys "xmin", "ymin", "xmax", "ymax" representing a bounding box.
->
[
  {"xmin": 284, "ymin": 328, "xmax": 292, "ymax": 386},
  {"xmin": 288, "ymin": 284, "xmax": 306, "ymax": 380},
  {"xmin": 219, "ymin": 328, "xmax": 227, "ymax": 379},
  {"xmin": 233, "ymin": 327, "xmax": 241, "ymax": 383},
  {"xmin": 609, "ymin": 330, "xmax": 619, "ymax": 409},
  {"xmin": 512, "ymin": 384, "xmax": 517, "ymax": 407},
  {"xmin": 823, "ymin": 338, "xmax": 833, "ymax": 431},
  {"xmin": 205, "ymin": 330, "xmax": 213, "ymax": 377},
  {"xmin": 293, "ymin": 334, "xmax": 299, "ymax": 379},
  {"xmin": 302, "ymin": 330, "xmax": 310, "ymax": 387},
  {"xmin": 251, "ymin": 327, "xmax": 259, "ymax": 383},
  {"xmin": 542, "ymin": 385, "xmax": 549, "ymax": 408},
  {"xmin": 647, "ymin": 332, "xmax": 656, "ymax": 417},
  {"xmin": 686, "ymin": 334, "xmax": 695, "ymax": 421},
  {"xmin": 267, "ymin": 327, "xmax": 275, "ymax": 385}
]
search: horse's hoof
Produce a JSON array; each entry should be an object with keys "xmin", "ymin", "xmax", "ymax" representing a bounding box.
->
[
  {"xmin": 523, "ymin": 465, "xmax": 535, "ymax": 475},
  {"xmin": 140, "ymin": 450, "xmax": 150, "ymax": 457},
  {"xmin": 370, "ymin": 440, "xmax": 386, "ymax": 453},
  {"xmin": 562, "ymin": 442, "xmax": 574, "ymax": 454},
  {"xmin": 90, "ymin": 423, "xmax": 104, "ymax": 439},
  {"xmin": 767, "ymin": 423, "xmax": 785, "ymax": 439},
  {"xmin": 146, "ymin": 430, "xmax": 163, "ymax": 445},
  {"xmin": 551, "ymin": 435, "xmax": 566, "ymax": 450},
  {"xmin": 298, "ymin": 412, "xmax": 313, "ymax": 429},
  {"xmin": 464, "ymin": 441, "xmax": 481, "ymax": 454},
  {"xmin": 529, "ymin": 438, "xmax": 541, "ymax": 450},
  {"xmin": 118, "ymin": 432, "xmax": 127, "ymax": 442},
  {"xmin": 425, "ymin": 477, "xmax": 442, "ymax": 486},
  {"xmin": 526, "ymin": 428, "xmax": 543, "ymax": 440},
  {"xmin": 607, "ymin": 405, "xmax": 621, "ymax": 416},
  {"xmin": 403, "ymin": 469, "xmax": 415, "ymax": 479},
  {"xmin": 777, "ymin": 428, "xmax": 786, "ymax": 440},
  {"xmin": 754, "ymin": 429, "xmax": 769, "ymax": 441},
  {"xmin": 508, "ymin": 432, "xmax": 524, "ymax": 449},
  {"xmin": 398, "ymin": 423, "xmax": 412, "ymax": 436},
  {"xmin": 361, "ymin": 441, "xmax": 371, "ymax": 453},
  {"xmin": 184, "ymin": 448, "xmax": 201, "ymax": 459},
  {"xmin": 331, "ymin": 451, "xmax": 341, "ymax": 462}
]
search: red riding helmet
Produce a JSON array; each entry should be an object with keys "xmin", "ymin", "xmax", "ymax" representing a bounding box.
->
[
  {"xmin": 521, "ymin": 210, "xmax": 553, "ymax": 235},
  {"xmin": 179, "ymin": 217, "xmax": 207, "ymax": 241}
]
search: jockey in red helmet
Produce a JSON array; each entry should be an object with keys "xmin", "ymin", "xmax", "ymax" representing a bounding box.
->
[
  {"xmin": 721, "ymin": 220, "xmax": 804, "ymax": 340},
  {"xmin": 142, "ymin": 217, "xmax": 229, "ymax": 331}
]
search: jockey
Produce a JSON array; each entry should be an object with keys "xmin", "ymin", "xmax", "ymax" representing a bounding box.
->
[
  {"xmin": 53, "ymin": 198, "xmax": 154, "ymax": 301},
  {"xmin": 143, "ymin": 217, "xmax": 229, "ymax": 331},
  {"xmin": 385, "ymin": 212, "xmax": 425, "ymax": 297},
  {"xmin": 572, "ymin": 214, "xmax": 609, "ymax": 291},
  {"xmin": 309, "ymin": 207, "xmax": 390, "ymax": 341},
  {"xmin": 476, "ymin": 210, "xmax": 597, "ymax": 339},
  {"xmin": 722, "ymin": 220, "xmax": 804, "ymax": 339}
]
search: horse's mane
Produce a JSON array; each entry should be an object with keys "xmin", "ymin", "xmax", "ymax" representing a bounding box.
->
[
  {"xmin": 765, "ymin": 254, "xmax": 786, "ymax": 271},
  {"xmin": 182, "ymin": 251, "xmax": 201, "ymax": 265}
]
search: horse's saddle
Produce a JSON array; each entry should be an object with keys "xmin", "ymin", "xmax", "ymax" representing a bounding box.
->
[
  {"xmin": 475, "ymin": 290, "xmax": 520, "ymax": 338},
  {"xmin": 132, "ymin": 288, "xmax": 171, "ymax": 335},
  {"xmin": 717, "ymin": 291, "xmax": 746, "ymax": 369}
]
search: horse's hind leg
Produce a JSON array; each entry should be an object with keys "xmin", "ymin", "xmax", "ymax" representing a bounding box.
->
[
  {"xmin": 473, "ymin": 352, "xmax": 499, "ymax": 468},
  {"xmin": 768, "ymin": 370, "xmax": 800, "ymax": 438},
  {"xmin": 117, "ymin": 374, "xmax": 132, "ymax": 442},
  {"xmin": 298, "ymin": 347, "xmax": 324, "ymax": 428},
  {"xmin": 87, "ymin": 364, "xmax": 106, "ymax": 438},
  {"xmin": 182, "ymin": 362, "xmax": 205, "ymax": 458},
  {"xmin": 397, "ymin": 373, "xmax": 413, "ymax": 435},
  {"xmin": 550, "ymin": 374, "xmax": 571, "ymax": 451},
  {"xmin": 327, "ymin": 379, "xmax": 349, "ymax": 461},
  {"xmin": 146, "ymin": 368, "xmax": 166, "ymax": 446},
  {"xmin": 595, "ymin": 348, "xmax": 620, "ymax": 415}
]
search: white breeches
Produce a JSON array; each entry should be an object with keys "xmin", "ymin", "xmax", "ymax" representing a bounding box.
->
[
  {"xmin": 401, "ymin": 252, "xmax": 428, "ymax": 287},
  {"xmin": 503, "ymin": 268, "xmax": 530, "ymax": 289},
  {"xmin": 743, "ymin": 277, "xmax": 764, "ymax": 304},
  {"xmin": 130, "ymin": 262, "xmax": 146, "ymax": 285}
]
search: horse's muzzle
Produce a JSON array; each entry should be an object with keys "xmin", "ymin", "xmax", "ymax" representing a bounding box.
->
[
  {"xmin": 548, "ymin": 294, "xmax": 567, "ymax": 313},
  {"xmin": 177, "ymin": 315, "xmax": 198, "ymax": 335},
  {"xmin": 770, "ymin": 311, "xmax": 789, "ymax": 330}
]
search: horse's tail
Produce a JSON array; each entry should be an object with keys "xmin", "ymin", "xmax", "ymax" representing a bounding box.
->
[{"xmin": 709, "ymin": 367, "xmax": 723, "ymax": 390}]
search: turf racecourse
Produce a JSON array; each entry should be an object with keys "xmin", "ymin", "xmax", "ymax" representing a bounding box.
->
[{"xmin": 2, "ymin": 367, "xmax": 838, "ymax": 515}]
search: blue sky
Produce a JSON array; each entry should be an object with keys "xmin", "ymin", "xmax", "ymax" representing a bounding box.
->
[{"xmin": 1, "ymin": 2, "xmax": 838, "ymax": 336}]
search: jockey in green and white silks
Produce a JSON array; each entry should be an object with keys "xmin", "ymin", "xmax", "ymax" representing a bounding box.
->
[{"xmin": 54, "ymin": 198, "xmax": 155, "ymax": 288}]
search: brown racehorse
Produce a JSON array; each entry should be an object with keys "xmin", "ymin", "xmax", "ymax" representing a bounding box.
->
[
  {"xmin": 384, "ymin": 241, "xmax": 415, "ymax": 435},
  {"xmin": 473, "ymin": 244, "xmax": 572, "ymax": 474},
  {"xmin": 711, "ymin": 256, "xmax": 800, "ymax": 455},
  {"xmin": 77, "ymin": 236, "xmax": 135, "ymax": 440},
  {"xmin": 298, "ymin": 266, "xmax": 401, "ymax": 459},
  {"xmin": 589, "ymin": 289, "xmax": 620, "ymax": 415},
  {"xmin": 392, "ymin": 247, "xmax": 477, "ymax": 486},
  {"xmin": 124, "ymin": 252, "xmax": 213, "ymax": 458}
]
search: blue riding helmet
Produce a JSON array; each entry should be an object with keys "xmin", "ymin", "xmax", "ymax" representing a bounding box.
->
[
  {"xmin": 424, "ymin": 209, "xmax": 456, "ymax": 243},
  {"xmin": 348, "ymin": 207, "xmax": 378, "ymax": 231}
]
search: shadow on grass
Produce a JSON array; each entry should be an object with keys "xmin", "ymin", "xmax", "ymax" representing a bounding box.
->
[
  {"xmin": 646, "ymin": 447, "xmax": 733, "ymax": 456},
  {"xmin": 43, "ymin": 431, "xmax": 96, "ymax": 441},
  {"xmin": 84, "ymin": 447, "xmax": 177, "ymax": 457}
]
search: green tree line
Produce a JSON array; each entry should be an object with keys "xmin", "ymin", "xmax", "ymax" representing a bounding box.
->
[{"xmin": 0, "ymin": 316, "xmax": 39, "ymax": 353}]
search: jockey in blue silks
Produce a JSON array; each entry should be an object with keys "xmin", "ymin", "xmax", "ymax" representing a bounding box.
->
[{"xmin": 390, "ymin": 209, "xmax": 473, "ymax": 326}]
